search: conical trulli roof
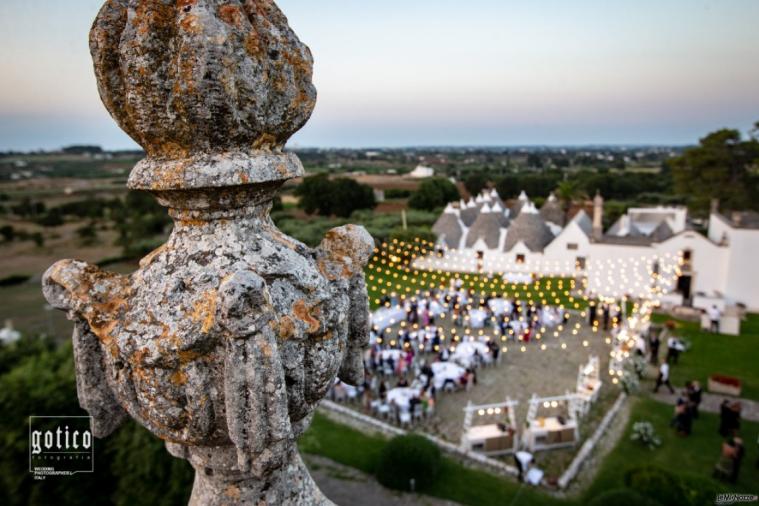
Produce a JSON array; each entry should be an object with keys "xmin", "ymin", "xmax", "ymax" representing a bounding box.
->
[
  {"xmin": 650, "ymin": 220, "xmax": 674, "ymax": 242},
  {"xmin": 571, "ymin": 210, "xmax": 593, "ymax": 236},
  {"xmin": 540, "ymin": 192, "xmax": 565, "ymax": 226},
  {"xmin": 465, "ymin": 204, "xmax": 502, "ymax": 250},
  {"xmin": 432, "ymin": 205, "xmax": 464, "ymax": 248},
  {"xmin": 490, "ymin": 201, "xmax": 511, "ymax": 228},
  {"xmin": 460, "ymin": 198, "xmax": 480, "ymax": 227},
  {"xmin": 503, "ymin": 202, "xmax": 555, "ymax": 252},
  {"xmin": 510, "ymin": 190, "xmax": 530, "ymax": 218}
]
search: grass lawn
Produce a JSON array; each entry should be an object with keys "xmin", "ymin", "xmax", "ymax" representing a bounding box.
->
[
  {"xmin": 366, "ymin": 241, "xmax": 586, "ymax": 311},
  {"xmin": 652, "ymin": 313, "xmax": 759, "ymax": 401},
  {"xmin": 303, "ymin": 398, "xmax": 759, "ymax": 506},
  {"xmin": 300, "ymin": 413, "xmax": 572, "ymax": 506},
  {"xmin": 585, "ymin": 397, "xmax": 759, "ymax": 500}
]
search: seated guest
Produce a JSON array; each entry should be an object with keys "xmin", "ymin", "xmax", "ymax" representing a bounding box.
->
[{"xmin": 397, "ymin": 377, "xmax": 409, "ymax": 388}]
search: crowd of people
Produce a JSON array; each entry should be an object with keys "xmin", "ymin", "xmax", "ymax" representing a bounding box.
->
[
  {"xmin": 330, "ymin": 283, "xmax": 569, "ymax": 427},
  {"xmin": 641, "ymin": 322, "xmax": 752, "ymax": 484}
]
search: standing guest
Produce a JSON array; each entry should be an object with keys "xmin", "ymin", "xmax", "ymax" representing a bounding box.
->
[
  {"xmin": 666, "ymin": 335, "xmax": 682, "ymax": 365},
  {"xmin": 707, "ymin": 305, "xmax": 722, "ymax": 333},
  {"xmin": 732, "ymin": 437, "xmax": 745, "ymax": 483},
  {"xmin": 649, "ymin": 330, "xmax": 661, "ymax": 365},
  {"xmin": 687, "ymin": 381, "xmax": 703, "ymax": 419},
  {"xmin": 719, "ymin": 400, "xmax": 732, "ymax": 437},
  {"xmin": 602, "ymin": 303, "xmax": 611, "ymax": 331},
  {"xmin": 378, "ymin": 380, "xmax": 388, "ymax": 401},
  {"xmin": 672, "ymin": 398, "xmax": 692, "ymax": 436},
  {"xmin": 588, "ymin": 301, "xmax": 597, "ymax": 326},
  {"xmin": 653, "ymin": 360, "xmax": 675, "ymax": 394},
  {"xmin": 714, "ymin": 438, "xmax": 739, "ymax": 482},
  {"xmin": 730, "ymin": 402, "xmax": 743, "ymax": 435}
]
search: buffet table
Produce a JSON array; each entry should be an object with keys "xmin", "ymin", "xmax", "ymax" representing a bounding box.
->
[
  {"xmin": 523, "ymin": 416, "xmax": 578, "ymax": 452},
  {"xmin": 462, "ymin": 424, "xmax": 515, "ymax": 455}
]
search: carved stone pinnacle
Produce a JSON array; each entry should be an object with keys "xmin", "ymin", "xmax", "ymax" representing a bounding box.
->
[{"xmin": 42, "ymin": 2, "xmax": 374, "ymax": 504}]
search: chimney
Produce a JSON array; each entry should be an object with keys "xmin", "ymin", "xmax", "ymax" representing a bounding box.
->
[
  {"xmin": 592, "ymin": 190, "xmax": 604, "ymax": 241},
  {"xmin": 710, "ymin": 198, "xmax": 720, "ymax": 215}
]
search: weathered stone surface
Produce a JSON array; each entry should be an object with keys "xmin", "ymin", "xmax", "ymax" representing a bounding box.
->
[
  {"xmin": 91, "ymin": 0, "xmax": 316, "ymax": 189},
  {"xmin": 43, "ymin": 2, "xmax": 372, "ymax": 504}
]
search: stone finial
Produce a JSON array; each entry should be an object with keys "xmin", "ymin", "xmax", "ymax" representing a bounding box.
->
[
  {"xmin": 42, "ymin": 2, "xmax": 374, "ymax": 504},
  {"xmin": 91, "ymin": 0, "xmax": 316, "ymax": 189}
]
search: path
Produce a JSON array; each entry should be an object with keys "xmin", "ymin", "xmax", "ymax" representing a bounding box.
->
[
  {"xmin": 305, "ymin": 454, "xmax": 462, "ymax": 506},
  {"xmin": 648, "ymin": 391, "xmax": 759, "ymax": 422}
]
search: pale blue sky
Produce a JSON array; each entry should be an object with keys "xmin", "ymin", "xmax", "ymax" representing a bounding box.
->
[{"xmin": 1, "ymin": 0, "xmax": 758, "ymax": 150}]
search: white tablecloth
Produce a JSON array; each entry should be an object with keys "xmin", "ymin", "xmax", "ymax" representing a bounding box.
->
[
  {"xmin": 469, "ymin": 309, "xmax": 489, "ymax": 329},
  {"xmin": 431, "ymin": 361, "xmax": 465, "ymax": 390},
  {"xmin": 380, "ymin": 349, "xmax": 404, "ymax": 363},
  {"xmin": 452, "ymin": 341, "xmax": 492, "ymax": 368},
  {"xmin": 503, "ymin": 272, "xmax": 533, "ymax": 284},
  {"xmin": 540, "ymin": 308, "xmax": 564, "ymax": 328},
  {"xmin": 386, "ymin": 387, "xmax": 420, "ymax": 411},
  {"xmin": 488, "ymin": 298, "xmax": 512, "ymax": 316},
  {"xmin": 371, "ymin": 306, "xmax": 406, "ymax": 332}
]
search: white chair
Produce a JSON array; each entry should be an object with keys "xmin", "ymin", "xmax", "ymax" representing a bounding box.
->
[
  {"xmin": 377, "ymin": 403, "xmax": 391, "ymax": 419},
  {"xmin": 399, "ymin": 411, "xmax": 412, "ymax": 427}
]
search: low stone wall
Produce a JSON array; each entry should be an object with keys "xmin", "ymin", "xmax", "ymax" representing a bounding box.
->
[
  {"xmin": 557, "ymin": 392, "xmax": 627, "ymax": 489},
  {"xmin": 321, "ymin": 392, "xmax": 628, "ymax": 491},
  {"xmin": 319, "ymin": 401, "xmax": 519, "ymax": 479}
]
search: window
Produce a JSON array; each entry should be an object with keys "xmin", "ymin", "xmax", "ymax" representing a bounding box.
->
[
  {"xmin": 576, "ymin": 257, "xmax": 587, "ymax": 270},
  {"xmin": 566, "ymin": 243, "xmax": 579, "ymax": 251},
  {"xmin": 516, "ymin": 254, "xmax": 526, "ymax": 264}
]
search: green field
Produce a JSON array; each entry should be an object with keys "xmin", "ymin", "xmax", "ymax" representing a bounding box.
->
[
  {"xmin": 652, "ymin": 314, "xmax": 759, "ymax": 401},
  {"xmin": 366, "ymin": 240, "xmax": 586, "ymax": 311}
]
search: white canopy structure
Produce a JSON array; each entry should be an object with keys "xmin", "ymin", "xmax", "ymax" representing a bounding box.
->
[{"xmin": 461, "ymin": 398, "xmax": 519, "ymax": 456}]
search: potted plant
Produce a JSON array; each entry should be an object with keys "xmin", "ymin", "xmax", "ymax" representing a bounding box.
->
[{"xmin": 708, "ymin": 374, "xmax": 742, "ymax": 396}]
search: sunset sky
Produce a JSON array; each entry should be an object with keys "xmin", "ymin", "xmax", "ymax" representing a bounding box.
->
[{"xmin": 1, "ymin": 0, "xmax": 758, "ymax": 150}]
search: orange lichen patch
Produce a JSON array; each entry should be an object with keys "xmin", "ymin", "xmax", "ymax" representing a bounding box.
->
[
  {"xmin": 179, "ymin": 13, "xmax": 202, "ymax": 34},
  {"xmin": 170, "ymin": 368, "xmax": 188, "ymax": 386},
  {"xmin": 244, "ymin": 32, "xmax": 263, "ymax": 58},
  {"xmin": 268, "ymin": 229, "xmax": 298, "ymax": 251},
  {"xmin": 224, "ymin": 484, "xmax": 241, "ymax": 500},
  {"xmin": 177, "ymin": 218, "xmax": 207, "ymax": 228},
  {"xmin": 218, "ymin": 4, "xmax": 244, "ymax": 28},
  {"xmin": 239, "ymin": 171, "xmax": 250, "ymax": 184},
  {"xmin": 292, "ymin": 299, "xmax": 320, "ymax": 333},
  {"xmin": 278, "ymin": 316, "xmax": 295, "ymax": 339},
  {"xmin": 47, "ymin": 261, "xmax": 131, "ymax": 357},
  {"xmin": 190, "ymin": 290, "xmax": 218, "ymax": 334},
  {"xmin": 178, "ymin": 348, "xmax": 206, "ymax": 363},
  {"xmin": 252, "ymin": 133, "xmax": 277, "ymax": 150}
]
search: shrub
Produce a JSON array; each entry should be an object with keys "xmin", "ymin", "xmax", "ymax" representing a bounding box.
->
[
  {"xmin": 620, "ymin": 370, "xmax": 640, "ymax": 394},
  {"xmin": 587, "ymin": 488, "xmax": 662, "ymax": 506},
  {"xmin": 408, "ymin": 178, "xmax": 459, "ymax": 211},
  {"xmin": 623, "ymin": 466, "xmax": 687, "ymax": 506},
  {"xmin": 678, "ymin": 473, "xmax": 721, "ymax": 506},
  {"xmin": 630, "ymin": 421, "xmax": 661, "ymax": 450},
  {"xmin": 376, "ymin": 434, "xmax": 441, "ymax": 492}
]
